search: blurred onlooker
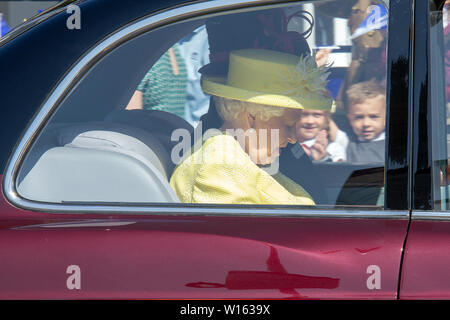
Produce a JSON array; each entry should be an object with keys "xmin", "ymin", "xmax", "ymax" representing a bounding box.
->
[
  {"xmin": 126, "ymin": 26, "xmax": 210, "ymax": 125},
  {"xmin": 336, "ymin": 1, "xmax": 387, "ymax": 111},
  {"xmin": 295, "ymin": 109, "xmax": 347, "ymax": 162},
  {"xmin": 346, "ymin": 79, "xmax": 386, "ymax": 163},
  {"xmin": 314, "ymin": 0, "xmax": 388, "ymax": 154},
  {"xmin": 126, "ymin": 45, "xmax": 188, "ymax": 118},
  {"xmin": 177, "ymin": 25, "xmax": 210, "ymax": 127}
]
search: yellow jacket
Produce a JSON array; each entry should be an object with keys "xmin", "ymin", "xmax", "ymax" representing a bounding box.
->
[{"xmin": 170, "ymin": 134, "xmax": 315, "ymax": 205}]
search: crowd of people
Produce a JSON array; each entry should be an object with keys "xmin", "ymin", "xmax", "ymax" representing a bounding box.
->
[
  {"xmin": 295, "ymin": 78, "xmax": 385, "ymax": 164},
  {"xmin": 127, "ymin": 2, "xmax": 388, "ymax": 205}
]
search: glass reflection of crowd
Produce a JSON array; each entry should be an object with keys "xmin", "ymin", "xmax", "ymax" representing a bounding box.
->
[
  {"xmin": 445, "ymin": 1, "xmax": 450, "ymax": 126},
  {"xmin": 126, "ymin": 26, "xmax": 210, "ymax": 127},
  {"xmin": 127, "ymin": 1, "xmax": 389, "ymax": 205},
  {"xmin": 132, "ymin": 1, "xmax": 388, "ymax": 165}
]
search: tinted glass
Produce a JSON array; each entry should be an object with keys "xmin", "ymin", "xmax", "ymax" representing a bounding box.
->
[
  {"xmin": 17, "ymin": 0, "xmax": 390, "ymax": 209},
  {"xmin": 430, "ymin": 0, "xmax": 450, "ymax": 210}
]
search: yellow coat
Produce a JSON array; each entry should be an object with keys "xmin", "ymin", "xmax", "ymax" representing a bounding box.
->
[{"xmin": 170, "ymin": 134, "xmax": 315, "ymax": 205}]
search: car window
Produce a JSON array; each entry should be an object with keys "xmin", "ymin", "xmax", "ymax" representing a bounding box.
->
[
  {"xmin": 16, "ymin": 0, "xmax": 390, "ymax": 209},
  {"xmin": 430, "ymin": 0, "xmax": 450, "ymax": 210}
]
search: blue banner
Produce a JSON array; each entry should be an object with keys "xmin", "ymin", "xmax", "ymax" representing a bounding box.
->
[{"xmin": 0, "ymin": 14, "xmax": 11, "ymax": 37}]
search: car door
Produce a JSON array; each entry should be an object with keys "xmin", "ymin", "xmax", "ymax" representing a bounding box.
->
[
  {"xmin": 399, "ymin": 0, "xmax": 450, "ymax": 299},
  {"xmin": 0, "ymin": 0, "xmax": 411, "ymax": 299}
]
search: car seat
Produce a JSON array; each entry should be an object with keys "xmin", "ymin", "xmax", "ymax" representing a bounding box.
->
[
  {"xmin": 105, "ymin": 109, "xmax": 195, "ymax": 176},
  {"xmin": 17, "ymin": 121, "xmax": 179, "ymax": 203}
]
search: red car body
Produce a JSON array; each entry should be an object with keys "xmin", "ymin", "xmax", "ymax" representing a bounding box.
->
[{"xmin": 0, "ymin": 190, "xmax": 407, "ymax": 299}]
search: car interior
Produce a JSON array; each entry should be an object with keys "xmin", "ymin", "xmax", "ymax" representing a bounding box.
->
[{"xmin": 15, "ymin": 9, "xmax": 385, "ymax": 207}]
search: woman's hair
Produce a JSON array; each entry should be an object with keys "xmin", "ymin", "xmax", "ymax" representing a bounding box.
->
[{"xmin": 213, "ymin": 96, "xmax": 285, "ymax": 122}]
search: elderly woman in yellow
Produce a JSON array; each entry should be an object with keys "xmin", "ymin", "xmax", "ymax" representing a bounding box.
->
[{"xmin": 170, "ymin": 49, "xmax": 333, "ymax": 205}]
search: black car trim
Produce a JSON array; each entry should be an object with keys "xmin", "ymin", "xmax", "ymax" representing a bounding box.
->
[
  {"xmin": 385, "ymin": 0, "xmax": 414, "ymax": 211},
  {"xmin": 411, "ymin": 0, "xmax": 433, "ymax": 210}
]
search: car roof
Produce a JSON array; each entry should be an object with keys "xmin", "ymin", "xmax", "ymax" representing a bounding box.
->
[{"xmin": 0, "ymin": 0, "xmax": 79, "ymax": 46}]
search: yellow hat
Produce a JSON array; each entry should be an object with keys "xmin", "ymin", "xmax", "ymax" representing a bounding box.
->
[{"xmin": 201, "ymin": 49, "xmax": 334, "ymax": 112}]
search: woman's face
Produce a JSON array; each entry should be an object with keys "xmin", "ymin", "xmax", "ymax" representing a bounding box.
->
[{"xmin": 245, "ymin": 108, "xmax": 300, "ymax": 165}]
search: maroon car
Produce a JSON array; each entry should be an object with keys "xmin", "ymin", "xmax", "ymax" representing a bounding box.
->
[{"xmin": 0, "ymin": 0, "xmax": 448, "ymax": 299}]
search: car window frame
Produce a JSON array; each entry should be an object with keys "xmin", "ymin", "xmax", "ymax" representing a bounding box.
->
[
  {"xmin": 2, "ymin": 0, "xmax": 412, "ymax": 218},
  {"xmin": 413, "ymin": 0, "xmax": 450, "ymax": 220}
]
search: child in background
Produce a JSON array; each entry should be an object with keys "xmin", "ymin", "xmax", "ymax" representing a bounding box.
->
[
  {"xmin": 295, "ymin": 109, "xmax": 347, "ymax": 162},
  {"xmin": 346, "ymin": 79, "xmax": 386, "ymax": 163}
]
